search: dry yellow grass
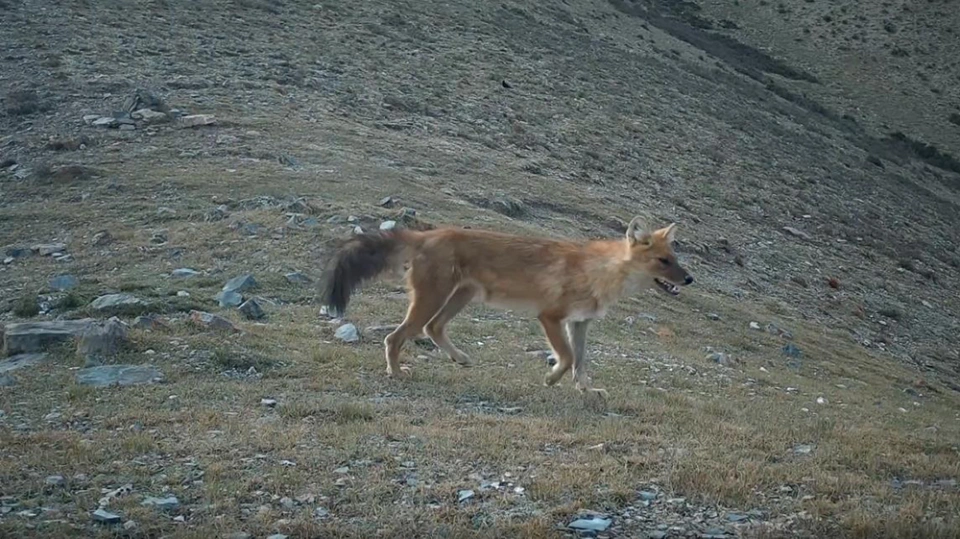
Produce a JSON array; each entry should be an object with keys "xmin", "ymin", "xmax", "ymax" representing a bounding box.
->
[{"xmin": 2, "ymin": 0, "xmax": 959, "ymax": 537}]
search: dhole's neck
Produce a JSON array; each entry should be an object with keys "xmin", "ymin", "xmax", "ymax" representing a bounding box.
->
[{"xmin": 587, "ymin": 239, "xmax": 638, "ymax": 302}]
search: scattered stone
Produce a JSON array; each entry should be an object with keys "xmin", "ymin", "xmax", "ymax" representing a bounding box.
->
[
  {"xmin": 816, "ymin": 397, "xmax": 827, "ymax": 405},
  {"xmin": 727, "ymin": 512, "xmax": 749, "ymax": 522},
  {"xmin": 123, "ymin": 520, "xmax": 138, "ymax": 531},
  {"xmin": 171, "ymin": 268, "xmax": 201, "ymax": 279},
  {"xmin": 791, "ymin": 276, "xmax": 809, "ymax": 288},
  {"xmin": 92, "ymin": 117, "xmax": 119, "ymax": 128},
  {"xmin": 568, "ymin": 515, "xmax": 612, "ymax": 532},
  {"xmin": 706, "ymin": 313, "xmax": 721, "ymax": 321},
  {"xmin": 226, "ymin": 534, "xmax": 252, "ymax": 539},
  {"xmin": 378, "ymin": 196, "xmax": 395, "ymax": 207},
  {"xmin": 119, "ymin": 124, "xmax": 135, "ymax": 131},
  {"xmin": 266, "ymin": 535, "xmax": 288, "ymax": 539},
  {"xmin": 92, "ymin": 509, "xmax": 122, "ymax": 524},
  {"xmin": 638, "ymin": 490, "xmax": 658, "ymax": 501},
  {"xmin": 284, "ymin": 272, "xmax": 312, "ymax": 285},
  {"xmin": 223, "ymin": 274, "xmax": 258, "ymax": 293},
  {"xmin": 216, "ymin": 290, "xmax": 243, "ymax": 308},
  {"xmin": 77, "ymin": 317, "xmax": 129, "ymax": 361},
  {"xmin": 82, "ymin": 114, "xmax": 101, "ymax": 124},
  {"xmin": 131, "ymin": 108, "xmax": 169, "ymax": 124},
  {"xmin": 782, "ymin": 226, "xmax": 811, "ymax": 240},
  {"xmin": 782, "ymin": 344, "xmax": 802, "ymax": 358},
  {"xmin": 278, "ymin": 154, "xmax": 301, "ymax": 168},
  {"xmin": 261, "ymin": 398, "xmax": 277, "ymax": 407},
  {"xmin": 4, "ymin": 246, "xmax": 30, "ymax": 258},
  {"xmin": 379, "ymin": 220, "xmax": 397, "ymax": 231},
  {"xmin": 457, "ymin": 489, "xmax": 475, "ymax": 503},
  {"xmin": 190, "ymin": 310, "xmax": 239, "ymax": 332},
  {"xmin": 3, "ymin": 319, "xmax": 95, "ymax": 355},
  {"xmin": 749, "ymin": 322, "xmax": 761, "ymax": 330},
  {"xmin": 50, "ymin": 274, "xmax": 79, "ymax": 291},
  {"xmin": 76, "ymin": 365, "xmax": 164, "ymax": 387},
  {"xmin": 45, "ymin": 475, "xmax": 65, "ymax": 486},
  {"xmin": 793, "ymin": 444, "xmax": 815, "ymax": 455},
  {"xmin": 91, "ymin": 293, "xmax": 144, "ymax": 312},
  {"xmin": 141, "ymin": 496, "xmax": 180, "ymax": 512},
  {"xmin": 707, "ymin": 351, "xmax": 730, "ymax": 365},
  {"xmin": 0, "ymin": 374, "xmax": 15, "ymax": 387},
  {"xmin": 314, "ymin": 506, "xmax": 330, "ymax": 519},
  {"xmin": 239, "ymin": 299, "xmax": 265, "ymax": 320},
  {"xmin": 3, "ymin": 257, "xmax": 12, "ymax": 265},
  {"xmin": 34, "ymin": 243, "xmax": 66, "ymax": 256},
  {"xmin": 132, "ymin": 315, "xmax": 165, "ymax": 330},
  {"xmin": 334, "ymin": 323, "xmax": 359, "ymax": 343},
  {"xmin": 92, "ymin": 231, "xmax": 113, "ymax": 246},
  {"xmin": 150, "ymin": 229, "xmax": 168, "ymax": 244},
  {"xmin": 178, "ymin": 114, "xmax": 216, "ymax": 128},
  {"xmin": 766, "ymin": 323, "xmax": 793, "ymax": 340},
  {"xmin": 0, "ymin": 353, "xmax": 48, "ymax": 373}
]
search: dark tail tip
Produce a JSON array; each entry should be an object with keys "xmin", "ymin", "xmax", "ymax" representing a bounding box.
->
[{"xmin": 319, "ymin": 231, "xmax": 403, "ymax": 317}]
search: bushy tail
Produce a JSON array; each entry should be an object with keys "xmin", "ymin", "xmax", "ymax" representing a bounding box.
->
[{"xmin": 320, "ymin": 230, "xmax": 410, "ymax": 317}]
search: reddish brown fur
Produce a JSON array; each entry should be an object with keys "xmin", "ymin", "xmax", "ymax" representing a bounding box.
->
[{"xmin": 320, "ymin": 217, "xmax": 693, "ymax": 396}]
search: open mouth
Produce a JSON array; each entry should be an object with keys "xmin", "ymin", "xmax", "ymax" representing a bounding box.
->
[{"xmin": 654, "ymin": 278, "xmax": 681, "ymax": 296}]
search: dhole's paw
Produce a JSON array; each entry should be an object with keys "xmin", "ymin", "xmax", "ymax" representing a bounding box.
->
[
  {"xmin": 387, "ymin": 365, "xmax": 412, "ymax": 378},
  {"xmin": 544, "ymin": 370, "xmax": 563, "ymax": 387},
  {"xmin": 451, "ymin": 353, "xmax": 474, "ymax": 367}
]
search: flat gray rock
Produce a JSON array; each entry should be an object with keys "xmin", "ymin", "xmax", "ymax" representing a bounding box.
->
[
  {"xmin": 216, "ymin": 290, "xmax": 243, "ymax": 308},
  {"xmin": 0, "ymin": 374, "xmax": 15, "ymax": 387},
  {"xmin": 568, "ymin": 516, "xmax": 612, "ymax": 532},
  {"xmin": 239, "ymin": 298, "xmax": 265, "ymax": 320},
  {"xmin": 77, "ymin": 317, "xmax": 129, "ymax": 359},
  {"xmin": 76, "ymin": 365, "xmax": 164, "ymax": 387},
  {"xmin": 284, "ymin": 272, "xmax": 312, "ymax": 285},
  {"xmin": 50, "ymin": 274, "xmax": 79, "ymax": 291},
  {"xmin": 171, "ymin": 268, "xmax": 201, "ymax": 278},
  {"xmin": 0, "ymin": 352, "xmax": 48, "ymax": 373},
  {"xmin": 223, "ymin": 274, "xmax": 258, "ymax": 293},
  {"xmin": 92, "ymin": 508, "xmax": 122, "ymax": 524},
  {"xmin": 91, "ymin": 294, "xmax": 144, "ymax": 312},
  {"xmin": 190, "ymin": 310, "xmax": 239, "ymax": 332},
  {"xmin": 3, "ymin": 319, "xmax": 96, "ymax": 355},
  {"xmin": 141, "ymin": 495, "xmax": 179, "ymax": 511},
  {"xmin": 335, "ymin": 323, "xmax": 359, "ymax": 343}
]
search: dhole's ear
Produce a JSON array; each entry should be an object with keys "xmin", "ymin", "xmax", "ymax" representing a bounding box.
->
[
  {"xmin": 659, "ymin": 223, "xmax": 677, "ymax": 243},
  {"xmin": 626, "ymin": 216, "xmax": 652, "ymax": 246}
]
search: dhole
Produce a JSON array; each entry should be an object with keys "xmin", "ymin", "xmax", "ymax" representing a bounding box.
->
[{"xmin": 320, "ymin": 217, "xmax": 693, "ymax": 396}]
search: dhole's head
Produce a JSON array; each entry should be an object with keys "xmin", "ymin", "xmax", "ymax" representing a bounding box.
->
[{"xmin": 625, "ymin": 217, "xmax": 693, "ymax": 296}]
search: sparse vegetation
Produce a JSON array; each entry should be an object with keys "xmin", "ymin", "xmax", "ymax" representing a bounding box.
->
[
  {"xmin": 12, "ymin": 292, "xmax": 39, "ymax": 318},
  {"xmin": 1, "ymin": 0, "xmax": 958, "ymax": 538}
]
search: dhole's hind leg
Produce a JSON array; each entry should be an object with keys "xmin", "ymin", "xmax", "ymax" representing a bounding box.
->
[
  {"xmin": 425, "ymin": 285, "xmax": 476, "ymax": 367},
  {"xmin": 539, "ymin": 314, "xmax": 575, "ymax": 386},
  {"xmin": 384, "ymin": 280, "xmax": 454, "ymax": 377},
  {"xmin": 568, "ymin": 320, "xmax": 607, "ymax": 399}
]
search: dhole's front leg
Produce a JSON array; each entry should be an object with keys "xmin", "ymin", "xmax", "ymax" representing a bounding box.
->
[
  {"xmin": 567, "ymin": 320, "xmax": 607, "ymax": 398},
  {"xmin": 539, "ymin": 314, "xmax": 575, "ymax": 386}
]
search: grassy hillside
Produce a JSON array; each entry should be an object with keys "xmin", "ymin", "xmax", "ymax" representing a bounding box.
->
[{"xmin": 1, "ymin": 1, "xmax": 958, "ymax": 537}]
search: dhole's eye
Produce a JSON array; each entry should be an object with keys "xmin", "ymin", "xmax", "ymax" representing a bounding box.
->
[{"xmin": 658, "ymin": 257, "xmax": 670, "ymax": 265}]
